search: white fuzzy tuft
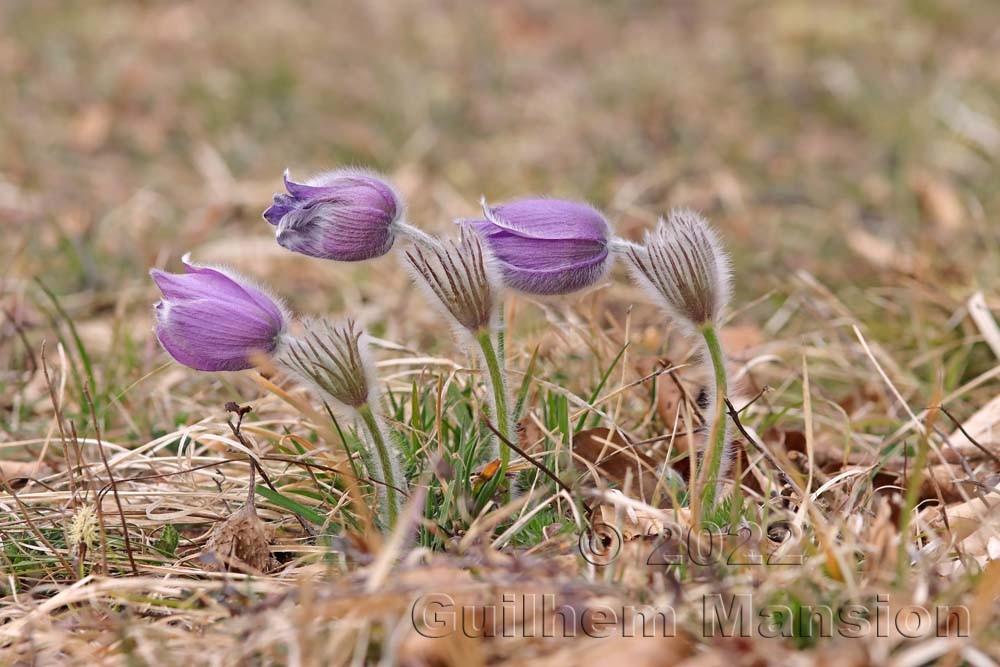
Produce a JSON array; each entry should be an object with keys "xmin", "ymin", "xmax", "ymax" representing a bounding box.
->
[
  {"xmin": 624, "ymin": 208, "xmax": 732, "ymax": 333},
  {"xmin": 277, "ymin": 318, "xmax": 375, "ymax": 413},
  {"xmin": 402, "ymin": 231, "xmax": 502, "ymax": 340}
]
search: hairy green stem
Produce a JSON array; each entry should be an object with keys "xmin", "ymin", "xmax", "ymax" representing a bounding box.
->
[
  {"xmin": 697, "ymin": 323, "xmax": 729, "ymax": 514},
  {"xmin": 358, "ymin": 403, "xmax": 401, "ymax": 528},
  {"xmin": 396, "ymin": 220, "xmax": 443, "ymax": 250},
  {"xmin": 475, "ymin": 329, "xmax": 511, "ymax": 476},
  {"xmin": 896, "ymin": 412, "xmax": 933, "ymax": 586}
]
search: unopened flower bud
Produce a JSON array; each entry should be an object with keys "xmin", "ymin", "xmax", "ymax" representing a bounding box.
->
[
  {"xmin": 625, "ymin": 209, "xmax": 731, "ymax": 331},
  {"xmin": 467, "ymin": 198, "xmax": 613, "ymax": 295},
  {"xmin": 150, "ymin": 257, "xmax": 287, "ymax": 371},
  {"xmin": 279, "ymin": 319, "xmax": 374, "ymax": 410},
  {"xmin": 404, "ymin": 233, "xmax": 499, "ymax": 335},
  {"xmin": 264, "ymin": 169, "xmax": 402, "ymax": 262}
]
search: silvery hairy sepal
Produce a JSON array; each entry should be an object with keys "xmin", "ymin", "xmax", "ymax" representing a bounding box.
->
[
  {"xmin": 150, "ymin": 256, "xmax": 289, "ymax": 371},
  {"xmin": 277, "ymin": 319, "xmax": 375, "ymax": 412},
  {"xmin": 403, "ymin": 232, "xmax": 500, "ymax": 337},
  {"xmin": 264, "ymin": 169, "xmax": 403, "ymax": 262},
  {"xmin": 625, "ymin": 209, "xmax": 732, "ymax": 333}
]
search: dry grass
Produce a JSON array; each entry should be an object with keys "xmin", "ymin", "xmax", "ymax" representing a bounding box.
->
[{"xmin": 2, "ymin": 1, "xmax": 1000, "ymax": 665}]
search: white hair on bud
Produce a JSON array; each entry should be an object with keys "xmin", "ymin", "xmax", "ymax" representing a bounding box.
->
[
  {"xmin": 277, "ymin": 318, "xmax": 376, "ymax": 415},
  {"xmin": 297, "ymin": 166, "xmax": 405, "ymax": 222},
  {"xmin": 402, "ymin": 230, "xmax": 502, "ymax": 342},
  {"xmin": 625, "ymin": 208, "xmax": 732, "ymax": 334}
]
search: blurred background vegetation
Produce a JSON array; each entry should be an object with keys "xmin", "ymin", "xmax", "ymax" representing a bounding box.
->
[
  {"xmin": 2, "ymin": 6, "xmax": 1000, "ymax": 661},
  {"xmin": 2, "ymin": 0, "xmax": 999, "ymax": 432}
]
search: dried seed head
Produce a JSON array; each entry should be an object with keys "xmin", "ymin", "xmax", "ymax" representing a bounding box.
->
[
  {"xmin": 625, "ymin": 209, "xmax": 731, "ymax": 331},
  {"xmin": 279, "ymin": 319, "xmax": 374, "ymax": 410},
  {"xmin": 404, "ymin": 232, "xmax": 499, "ymax": 335},
  {"xmin": 201, "ymin": 503, "xmax": 275, "ymax": 573}
]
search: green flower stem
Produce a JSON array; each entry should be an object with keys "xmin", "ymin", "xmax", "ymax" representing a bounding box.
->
[
  {"xmin": 475, "ymin": 329, "xmax": 511, "ymax": 477},
  {"xmin": 896, "ymin": 415, "xmax": 932, "ymax": 586},
  {"xmin": 697, "ymin": 323, "xmax": 729, "ymax": 515},
  {"xmin": 358, "ymin": 403, "xmax": 401, "ymax": 528},
  {"xmin": 397, "ymin": 220, "xmax": 443, "ymax": 250}
]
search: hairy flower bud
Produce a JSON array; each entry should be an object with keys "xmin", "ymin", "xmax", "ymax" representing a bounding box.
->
[
  {"xmin": 150, "ymin": 257, "xmax": 287, "ymax": 371},
  {"xmin": 625, "ymin": 209, "xmax": 731, "ymax": 331},
  {"xmin": 467, "ymin": 198, "xmax": 612, "ymax": 295},
  {"xmin": 404, "ymin": 233, "xmax": 498, "ymax": 335},
  {"xmin": 264, "ymin": 169, "xmax": 402, "ymax": 262},
  {"xmin": 278, "ymin": 319, "xmax": 374, "ymax": 410}
]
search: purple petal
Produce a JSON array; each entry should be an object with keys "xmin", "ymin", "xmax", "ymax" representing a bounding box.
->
[
  {"xmin": 263, "ymin": 193, "xmax": 297, "ymax": 225},
  {"xmin": 475, "ymin": 227, "xmax": 605, "ymax": 270},
  {"xmin": 484, "ymin": 198, "xmax": 609, "ymax": 242},
  {"xmin": 275, "ymin": 202, "xmax": 396, "ymax": 262},
  {"xmin": 150, "ymin": 269, "xmax": 237, "ymax": 302},
  {"xmin": 496, "ymin": 255, "xmax": 610, "ymax": 295},
  {"xmin": 282, "ymin": 170, "xmax": 399, "ymax": 220},
  {"xmin": 154, "ymin": 298, "xmax": 281, "ymax": 371},
  {"xmin": 150, "ymin": 261, "xmax": 286, "ymax": 371},
  {"xmin": 467, "ymin": 219, "xmax": 611, "ymax": 294},
  {"xmin": 283, "ymin": 171, "xmax": 330, "ymax": 201}
]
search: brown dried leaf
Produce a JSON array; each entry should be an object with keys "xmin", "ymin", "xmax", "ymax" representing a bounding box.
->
[
  {"xmin": 968, "ymin": 291, "xmax": 1000, "ymax": 361},
  {"xmin": 517, "ymin": 414, "xmax": 544, "ymax": 452},
  {"xmin": 913, "ymin": 173, "xmax": 964, "ymax": 234},
  {"xmin": 594, "ymin": 495, "xmax": 665, "ymax": 541},
  {"xmin": 845, "ymin": 227, "xmax": 916, "ymax": 273},
  {"xmin": 0, "ymin": 460, "xmax": 50, "ymax": 482},
  {"xmin": 534, "ymin": 634, "xmax": 691, "ymax": 667},
  {"xmin": 719, "ymin": 323, "xmax": 763, "ymax": 360},
  {"xmin": 573, "ymin": 428, "xmax": 665, "ymax": 504},
  {"xmin": 947, "ymin": 393, "xmax": 1000, "ymax": 459},
  {"xmin": 920, "ymin": 481, "xmax": 1000, "ymax": 562}
]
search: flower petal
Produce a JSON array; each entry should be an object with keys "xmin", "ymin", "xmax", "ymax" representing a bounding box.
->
[
  {"xmin": 276, "ymin": 202, "xmax": 396, "ymax": 262},
  {"xmin": 494, "ymin": 249, "xmax": 610, "ymax": 295},
  {"xmin": 263, "ymin": 193, "xmax": 297, "ymax": 225},
  {"xmin": 482, "ymin": 198, "xmax": 609, "ymax": 242},
  {"xmin": 467, "ymin": 220, "xmax": 611, "ymax": 294},
  {"xmin": 150, "ymin": 260, "xmax": 286, "ymax": 371},
  {"xmin": 154, "ymin": 297, "xmax": 281, "ymax": 371}
]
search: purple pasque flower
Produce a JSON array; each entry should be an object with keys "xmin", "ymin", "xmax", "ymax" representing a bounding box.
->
[
  {"xmin": 467, "ymin": 198, "xmax": 612, "ymax": 295},
  {"xmin": 150, "ymin": 256, "xmax": 288, "ymax": 371},
  {"xmin": 263, "ymin": 169, "xmax": 402, "ymax": 262}
]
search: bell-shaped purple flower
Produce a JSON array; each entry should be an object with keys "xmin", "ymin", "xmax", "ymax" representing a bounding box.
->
[
  {"xmin": 467, "ymin": 198, "xmax": 612, "ymax": 295},
  {"xmin": 150, "ymin": 257, "xmax": 288, "ymax": 371},
  {"xmin": 263, "ymin": 169, "xmax": 402, "ymax": 262}
]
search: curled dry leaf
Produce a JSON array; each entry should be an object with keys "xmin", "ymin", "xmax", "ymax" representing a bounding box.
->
[
  {"xmin": 532, "ymin": 633, "xmax": 692, "ymax": 667},
  {"xmin": 593, "ymin": 496, "xmax": 665, "ymax": 541},
  {"xmin": 948, "ymin": 392, "xmax": 1000, "ymax": 459},
  {"xmin": 919, "ymin": 480, "xmax": 1000, "ymax": 567},
  {"xmin": 0, "ymin": 460, "xmax": 51, "ymax": 484},
  {"xmin": 968, "ymin": 291, "xmax": 1000, "ymax": 361},
  {"xmin": 845, "ymin": 227, "xmax": 921, "ymax": 273},
  {"xmin": 517, "ymin": 414, "xmax": 544, "ymax": 452}
]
